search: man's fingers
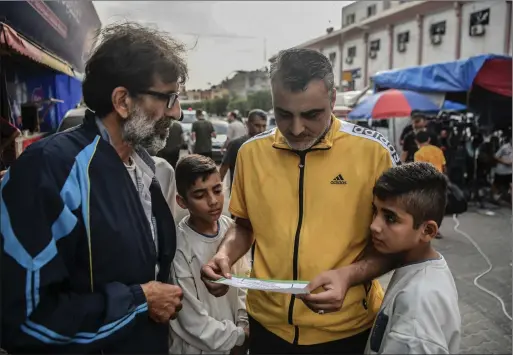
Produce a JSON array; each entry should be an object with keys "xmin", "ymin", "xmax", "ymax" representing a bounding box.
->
[
  {"xmin": 210, "ymin": 285, "xmax": 230, "ymax": 297},
  {"xmin": 302, "ymin": 300, "xmax": 340, "ymax": 313},
  {"xmin": 302, "ymin": 289, "xmax": 339, "ymax": 304},
  {"xmin": 218, "ymin": 258, "xmax": 232, "ymax": 278},
  {"xmin": 201, "ymin": 264, "xmax": 223, "ymax": 281},
  {"xmin": 305, "ymin": 273, "xmax": 330, "ymax": 293}
]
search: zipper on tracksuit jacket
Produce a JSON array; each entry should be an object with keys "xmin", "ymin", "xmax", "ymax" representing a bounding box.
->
[{"xmin": 287, "ymin": 151, "xmax": 307, "ymax": 344}]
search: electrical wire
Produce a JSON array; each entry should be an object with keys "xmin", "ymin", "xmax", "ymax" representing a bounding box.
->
[{"xmin": 452, "ymin": 214, "xmax": 512, "ymax": 321}]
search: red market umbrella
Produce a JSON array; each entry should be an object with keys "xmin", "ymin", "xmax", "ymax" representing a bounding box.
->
[{"xmin": 348, "ymin": 89, "xmax": 439, "ymax": 120}]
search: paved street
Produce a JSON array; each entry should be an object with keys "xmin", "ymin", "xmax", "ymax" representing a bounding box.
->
[{"xmin": 174, "ymin": 162, "xmax": 512, "ymax": 354}]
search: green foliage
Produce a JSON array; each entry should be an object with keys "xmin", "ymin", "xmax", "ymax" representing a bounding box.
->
[
  {"xmin": 187, "ymin": 90, "xmax": 272, "ymax": 117},
  {"xmin": 247, "ymin": 90, "xmax": 272, "ymax": 112},
  {"xmin": 227, "ymin": 97, "xmax": 249, "ymax": 115}
]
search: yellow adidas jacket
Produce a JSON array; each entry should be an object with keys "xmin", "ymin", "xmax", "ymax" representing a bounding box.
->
[{"xmin": 229, "ymin": 117, "xmax": 400, "ymax": 345}]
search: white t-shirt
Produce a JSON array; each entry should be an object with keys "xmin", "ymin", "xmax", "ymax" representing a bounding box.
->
[
  {"xmin": 169, "ymin": 215, "xmax": 251, "ymax": 354},
  {"xmin": 365, "ymin": 255, "xmax": 461, "ymax": 354},
  {"xmin": 227, "ymin": 120, "xmax": 247, "ymax": 141},
  {"xmin": 495, "ymin": 142, "xmax": 512, "ymax": 176}
]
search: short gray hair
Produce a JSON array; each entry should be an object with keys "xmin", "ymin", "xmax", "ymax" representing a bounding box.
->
[{"xmin": 269, "ymin": 48, "xmax": 334, "ymax": 93}]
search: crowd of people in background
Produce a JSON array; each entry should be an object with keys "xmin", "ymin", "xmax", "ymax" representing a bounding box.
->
[
  {"xmin": 3, "ymin": 20, "xmax": 512, "ymax": 355},
  {"xmin": 397, "ymin": 112, "xmax": 512, "ymax": 206}
]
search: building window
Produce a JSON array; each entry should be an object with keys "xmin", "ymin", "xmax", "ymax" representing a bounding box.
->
[
  {"xmin": 347, "ymin": 46, "xmax": 356, "ymax": 57},
  {"xmin": 469, "ymin": 8, "xmax": 490, "ymax": 37},
  {"xmin": 249, "ymin": 77, "xmax": 255, "ymax": 87},
  {"xmin": 430, "ymin": 21, "xmax": 446, "ymax": 45},
  {"xmin": 397, "ymin": 31, "xmax": 409, "ymax": 52},
  {"xmin": 367, "ymin": 5, "xmax": 377, "ymax": 18},
  {"xmin": 329, "ymin": 52, "xmax": 336, "ymax": 65},
  {"xmin": 345, "ymin": 13, "xmax": 355, "ymax": 26}
]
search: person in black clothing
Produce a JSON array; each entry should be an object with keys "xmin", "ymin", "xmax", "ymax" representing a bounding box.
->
[
  {"xmin": 401, "ymin": 113, "xmax": 440, "ymax": 163},
  {"xmin": 219, "ymin": 109, "xmax": 267, "ymax": 192},
  {"xmin": 157, "ymin": 120, "xmax": 183, "ymax": 168},
  {"xmin": 191, "ymin": 110, "xmax": 215, "ymax": 158}
]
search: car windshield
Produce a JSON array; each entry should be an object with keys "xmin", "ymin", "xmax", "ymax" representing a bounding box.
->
[
  {"xmin": 213, "ymin": 122, "xmax": 227, "ymax": 135},
  {"xmin": 182, "ymin": 112, "xmax": 196, "ymax": 123}
]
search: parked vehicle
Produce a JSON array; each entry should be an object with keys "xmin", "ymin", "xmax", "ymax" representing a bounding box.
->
[{"xmin": 56, "ymin": 106, "xmax": 87, "ymax": 132}]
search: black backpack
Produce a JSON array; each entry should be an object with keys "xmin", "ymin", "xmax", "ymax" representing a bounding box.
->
[{"xmin": 445, "ymin": 181, "xmax": 468, "ymax": 215}]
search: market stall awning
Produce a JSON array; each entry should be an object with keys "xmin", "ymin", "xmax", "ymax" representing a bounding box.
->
[
  {"xmin": 0, "ymin": 22, "xmax": 79, "ymax": 79},
  {"xmin": 372, "ymin": 54, "xmax": 512, "ymax": 97}
]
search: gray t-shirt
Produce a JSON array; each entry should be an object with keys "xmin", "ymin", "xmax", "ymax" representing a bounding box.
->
[
  {"xmin": 192, "ymin": 119, "xmax": 214, "ymax": 154},
  {"xmin": 365, "ymin": 255, "xmax": 461, "ymax": 354},
  {"xmin": 494, "ymin": 142, "xmax": 512, "ymax": 175},
  {"xmin": 227, "ymin": 120, "xmax": 246, "ymax": 141}
]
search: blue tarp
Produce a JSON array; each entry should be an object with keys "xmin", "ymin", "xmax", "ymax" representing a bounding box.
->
[
  {"xmin": 9, "ymin": 66, "xmax": 82, "ymax": 131},
  {"xmin": 372, "ymin": 54, "xmax": 512, "ymax": 93},
  {"xmin": 442, "ymin": 100, "xmax": 466, "ymax": 111}
]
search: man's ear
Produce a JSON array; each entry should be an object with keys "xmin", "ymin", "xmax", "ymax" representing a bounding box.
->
[
  {"xmin": 176, "ymin": 194, "xmax": 187, "ymax": 210},
  {"xmin": 330, "ymin": 88, "xmax": 337, "ymax": 110},
  {"xmin": 111, "ymin": 86, "xmax": 132, "ymax": 120},
  {"xmin": 420, "ymin": 221, "xmax": 439, "ymax": 242}
]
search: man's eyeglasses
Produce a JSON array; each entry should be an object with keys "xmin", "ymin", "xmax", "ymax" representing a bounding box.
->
[{"xmin": 136, "ymin": 90, "xmax": 180, "ymax": 109}]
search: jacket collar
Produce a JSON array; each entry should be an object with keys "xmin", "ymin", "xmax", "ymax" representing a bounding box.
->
[{"xmin": 272, "ymin": 115, "xmax": 341, "ymax": 151}]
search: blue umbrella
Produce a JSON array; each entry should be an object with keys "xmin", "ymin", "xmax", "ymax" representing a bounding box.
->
[{"xmin": 348, "ymin": 89, "xmax": 440, "ymax": 120}]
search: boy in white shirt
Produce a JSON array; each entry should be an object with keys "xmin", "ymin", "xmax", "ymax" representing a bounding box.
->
[
  {"xmin": 169, "ymin": 154, "xmax": 250, "ymax": 354},
  {"xmin": 365, "ymin": 162, "xmax": 461, "ymax": 354}
]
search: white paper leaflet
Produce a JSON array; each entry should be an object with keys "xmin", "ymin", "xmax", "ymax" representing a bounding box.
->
[{"xmin": 212, "ymin": 276, "xmax": 310, "ymax": 295}]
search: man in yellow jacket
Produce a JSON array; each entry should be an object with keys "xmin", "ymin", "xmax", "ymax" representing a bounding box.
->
[{"xmin": 201, "ymin": 48, "xmax": 400, "ymax": 354}]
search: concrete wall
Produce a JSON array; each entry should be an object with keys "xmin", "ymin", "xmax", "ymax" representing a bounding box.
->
[
  {"xmin": 422, "ymin": 7, "xmax": 458, "ymax": 64},
  {"xmin": 367, "ymin": 27, "xmax": 391, "ymax": 78},
  {"xmin": 320, "ymin": 43, "xmax": 342, "ymax": 87},
  {"xmin": 342, "ymin": 0, "xmax": 388, "ymax": 26},
  {"xmin": 392, "ymin": 19, "xmax": 419, "ymax": 69},
  {"xmin": 460, "ymin": 0, "xmax": 508, "ymax": 59},
  {"xmin": 342, "ymin": 37, "xmax": 365, "ymax": 89}
]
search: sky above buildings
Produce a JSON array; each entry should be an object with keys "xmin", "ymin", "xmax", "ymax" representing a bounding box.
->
[{"xmin": 93, "ymin": 1, "xmax": 352, "ymax": 89}]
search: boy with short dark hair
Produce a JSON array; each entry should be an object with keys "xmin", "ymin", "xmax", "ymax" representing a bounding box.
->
[
  {"xmin": 169, "ymin": 154, "xmax": 250, "ymax": 354},
  {"xmin": 365, "ymin": 162, "xmax": 461, "ymax": 354},
  {"xmin": 414, "ymin": 130, "xmax": 446, "ymax": 173}
]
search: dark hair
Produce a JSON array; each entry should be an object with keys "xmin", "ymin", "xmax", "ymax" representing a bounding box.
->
[
  {"xmin": 411, "ymin": 112, "xmax": 426, "ymax": 120},
  {"xmin": 269, "ymin": 48, "xmax": 334, "ymax": 92},
  {"xmin": 196, "ymin": 109, "xmax": 203, "ymax": 117},
  {"xmin": 415, "ymin": 130, "xmax": 430, "ymax": 144},
  {"xmin": 247, "ymin": 109, "xmax": 267, "ymax": 122},
  {"xmin": 373, "ymin": 162, "xmax": 447, "ymax": 228},
  {"xmin": 175, "ymin": 154, "xmax": 218, "ymax": 199},
  {"xmin": 82, "ymin": 22, "xmax": 188, "ymax": 117}
]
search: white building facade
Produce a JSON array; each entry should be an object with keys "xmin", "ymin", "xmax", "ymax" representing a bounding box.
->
[{"xmin": 295, "ymin": 0, "xmax": 512, "ymax": 91}]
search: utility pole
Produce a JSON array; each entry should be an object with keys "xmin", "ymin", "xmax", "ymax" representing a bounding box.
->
[{"xmin": 263, "ymin": 37, "xmax": 267, "ymax": 66}]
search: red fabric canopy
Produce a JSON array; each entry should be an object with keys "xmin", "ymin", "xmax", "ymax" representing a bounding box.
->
[
  {"xmin": 0, "ymin": 23, "xmax": 43, "ymax": 62},
  {"xmin": 474, "ymin": 58, "xmax": 512, "ymax": 97}
]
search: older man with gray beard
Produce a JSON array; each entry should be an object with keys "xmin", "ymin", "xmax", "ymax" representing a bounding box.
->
[{"xmin": 0, "ymin": 22, "xmax": 186, "ymax": 354}]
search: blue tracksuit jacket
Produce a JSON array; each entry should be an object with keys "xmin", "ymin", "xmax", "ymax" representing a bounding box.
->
[{"xmin": 0, "ymin": 115, "xmax": 176, "ymax": 353}]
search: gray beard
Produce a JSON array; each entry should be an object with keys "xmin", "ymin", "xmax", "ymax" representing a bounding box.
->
[
  {"xmin": 121, "ymin": 105, "xmax": 169, "ymax": 154},
  {"xmin": 285, "ymin": 117, "xmax": 332, "ymax": 151}
]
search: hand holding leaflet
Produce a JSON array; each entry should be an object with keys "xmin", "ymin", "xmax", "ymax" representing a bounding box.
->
[{"xmin": 211, "ymin": 276, "xmax": 310, "ymax": 295}]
